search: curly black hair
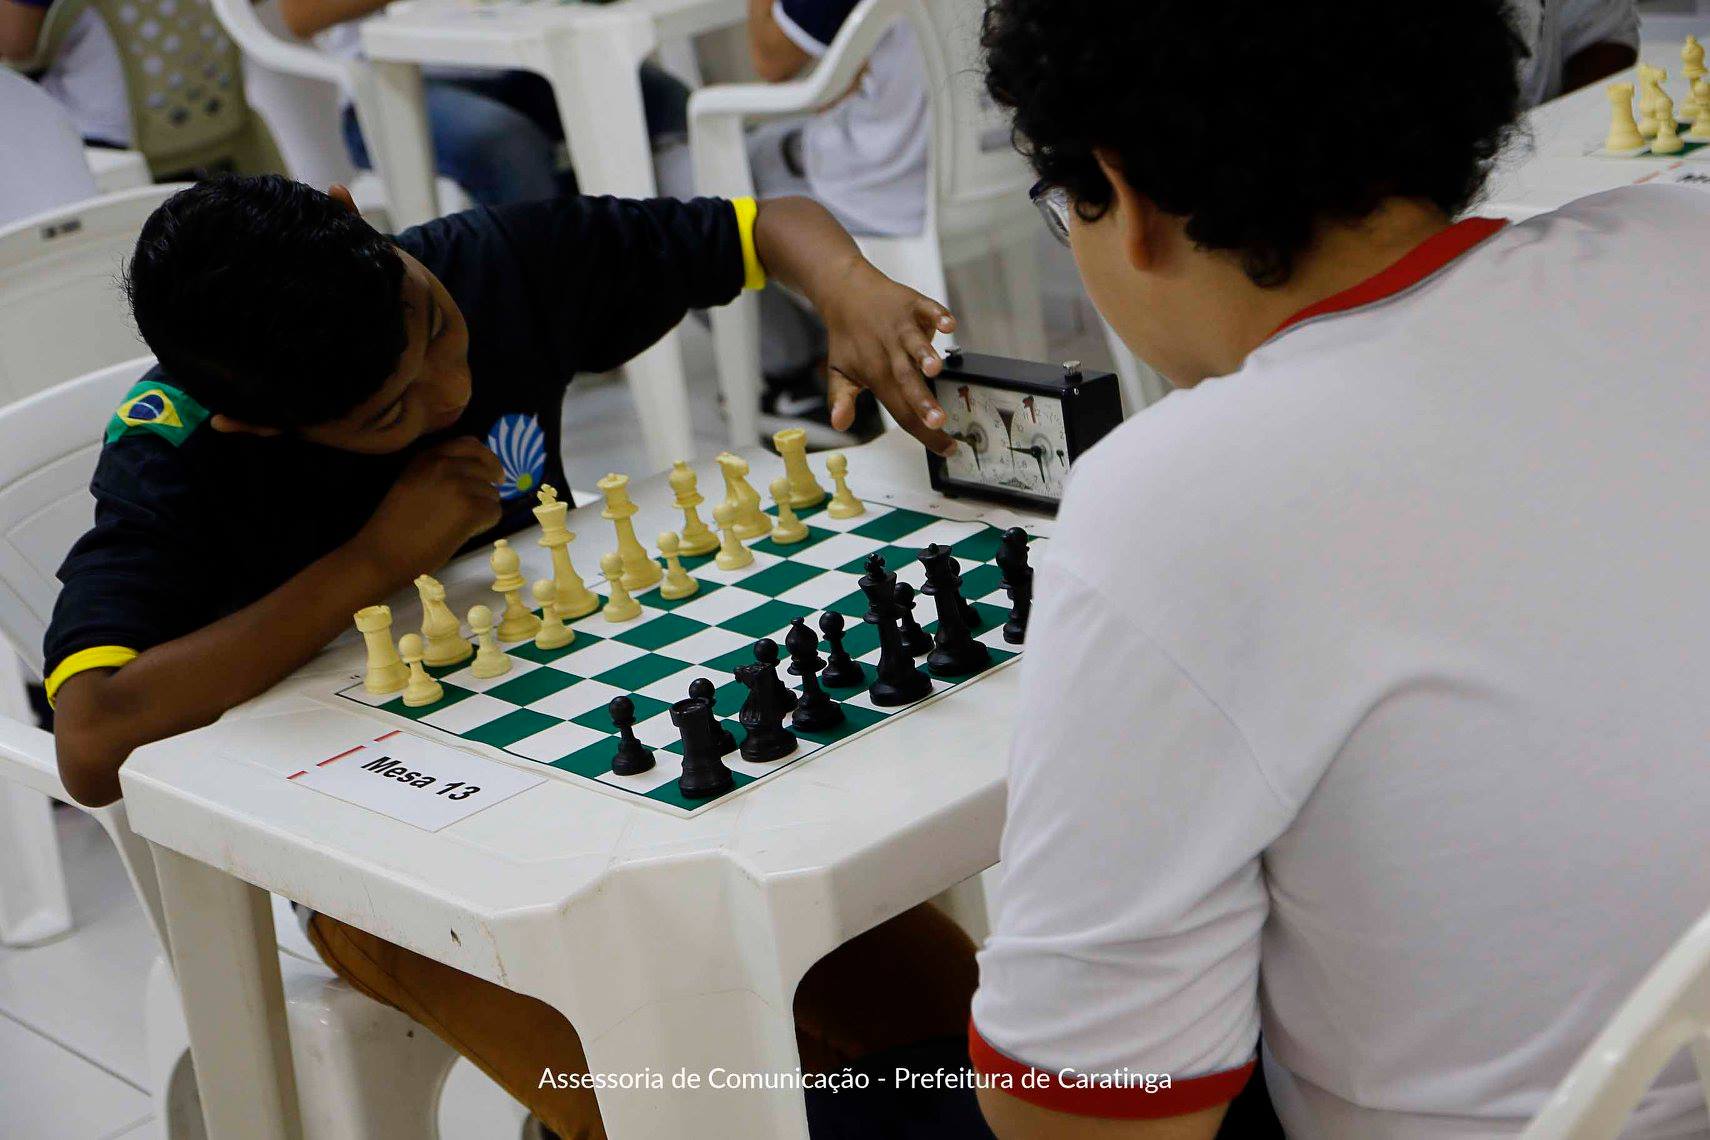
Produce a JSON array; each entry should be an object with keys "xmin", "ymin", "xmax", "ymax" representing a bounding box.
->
[
  {"xmin": 982, "ymin": 0, "xmax": 1526, "ymax": 286},
  {"xmin": 125, "ymin": 175, "xmax": 407, "ymax": 427}
]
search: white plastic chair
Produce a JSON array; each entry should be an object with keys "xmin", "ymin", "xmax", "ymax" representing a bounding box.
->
[
  {"xmin": 1521, "ymin": 904, "xmax": 1710, "ymax": 1139},
  {"xmin": 691, "ymin": 0, "xmax": 1057, "ymax": 447},
  {"xmin": 0, "ymin": 68, "xmax": 101, "ymax": 227},
  {"xmin": 205, "ymin": 0, "xmax": 469, "ymax": 228},
  {"xmin": 0, "ymin": 358, "xmax": 463, "ymax": 1138}
]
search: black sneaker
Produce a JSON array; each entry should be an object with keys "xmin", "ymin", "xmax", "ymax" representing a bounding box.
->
[{"xmin": 760, "ymin": 366, "xmax": 882, "ymax": 451}]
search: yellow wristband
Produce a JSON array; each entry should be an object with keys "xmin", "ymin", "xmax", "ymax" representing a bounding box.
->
[{"xmin": 733, "ymin": 196, "xmax": 766, "ymax": 291}]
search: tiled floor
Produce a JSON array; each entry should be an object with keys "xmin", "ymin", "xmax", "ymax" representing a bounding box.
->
[{"xmin": 1, "ymin": 242, "xmax": 1117, "ymax": 1138}]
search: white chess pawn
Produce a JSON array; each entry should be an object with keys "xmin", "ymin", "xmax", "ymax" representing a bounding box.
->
[
  {"xmin": 658, "ymin": 531, "xmax": 700, "ymax": 600},
  {"xmin": 1689, "ymin": 79, "xmax": 1710, "ymax": 140},
  {"xmin": 825, "ymin": 452, "xmax": 865, "ymax": 519},
  {"xmin": 417, "ymin": 574, "xmax": 473, "ymax": 667},
  {"xmin": 713, "ymin": 501, "xmax": 754, "ymax": 570},
  {"xmin": 1606, "ymin": 82, "xmax": 1645, "ymax": 151},
  {"xmin": 600, "ymin": 551, "xmax": 642, "ymax": 622},
  {"xmin": 1654, "ymin": 93, "xmax": 1685, "ymax": 154},
  {"xmin": 490, "ymin": 539, "xmax": 542, "ymax": 642},
  {"xmin": 769, "ymin": 477, "xmax": 809, "ymax": 544},
  {"xmin": 467, "ymin": 605, "xmax": 512, "ymax": 679},
  {"xmin": 354, "ymin": 605, "xmax": 408, "ymax": 694},
  {"xmin": 399, "ymin": 633, "xmax": 443, "ymax": 707},
  {"xmin": 532, "ymin": 579, "xmax": 573, "ymax": 650}
]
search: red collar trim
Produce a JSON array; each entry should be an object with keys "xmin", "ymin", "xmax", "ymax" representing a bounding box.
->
[{"xmin": 1269, "ymin": 216, "xmax": 1508, "ymax": 339}]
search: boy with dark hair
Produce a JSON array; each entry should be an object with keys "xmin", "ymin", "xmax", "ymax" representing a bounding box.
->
[
  {"xmin": 44, "ymin": 177, "xmax": 977, "ymax": 1136},
  {"xmin": 970, "ymin": 2, "xmax": 1710, "ymax": 1139}
]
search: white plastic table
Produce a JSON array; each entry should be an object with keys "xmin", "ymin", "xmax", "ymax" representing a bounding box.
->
[
  {"xmin": 120, "ymin": 433, "xmax": 1040, "ymax": 1140},
  {"xmin": 1481, "ymin": 37, "xmax": 1710, "ymax": 219},
  {"xmin": 359, "ymin": 0, "xmax": 745, "ymax": 471}
]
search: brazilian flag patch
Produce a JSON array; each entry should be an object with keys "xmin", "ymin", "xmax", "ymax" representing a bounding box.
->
[{"xmin": 104, "ymin": 380, "xmax": 210, "ymax": 447}]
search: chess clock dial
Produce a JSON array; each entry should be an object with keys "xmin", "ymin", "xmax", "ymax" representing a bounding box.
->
[{"xmin": 927, "ymin": 351, "xmax": 1124, "ymax": 514}]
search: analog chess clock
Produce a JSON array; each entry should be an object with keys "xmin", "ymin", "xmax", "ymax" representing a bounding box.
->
[{"xmin": 927, "ymin": 350, "xmax": 1124, "ymax": 513}]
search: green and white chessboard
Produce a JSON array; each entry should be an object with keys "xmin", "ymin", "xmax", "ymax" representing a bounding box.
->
[{"xmin": 326, "ymin": 497, "xmax": 1041, "ymax": 816}]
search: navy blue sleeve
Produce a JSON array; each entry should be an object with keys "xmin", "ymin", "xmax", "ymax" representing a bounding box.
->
[
  {"xmin": 43, "ymin": 436, "xmax": 217, "ymax": 689},
  {"xmin": 775, "ymin": 0, "xmax": 861, "ymax": 48}
]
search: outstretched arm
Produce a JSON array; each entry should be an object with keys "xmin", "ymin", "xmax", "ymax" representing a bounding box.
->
[{"xmin": 278, "ymin": 0, "xmax": 387, "ymax": 39}]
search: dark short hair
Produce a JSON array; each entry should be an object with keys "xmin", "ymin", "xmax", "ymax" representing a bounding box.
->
[
  {"xmin": 982, "ymin": 0, "xmax": 1526, "ymax": 286},
  {"xmin": 124, "ymin": 175, "xmax": 408, "ymax": 426}
]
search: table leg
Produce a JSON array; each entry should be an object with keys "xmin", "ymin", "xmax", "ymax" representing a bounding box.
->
[
  {"xmin": 358, "ymin": 60, "xmax": 439, "ymax": 231},
  {"xmin": 528, "ymin": 22, "xmax": 697, "ymax": 469},
  {"xmin": 152, "ymin": 843, "xmax": 302, "ymax": 1140}
]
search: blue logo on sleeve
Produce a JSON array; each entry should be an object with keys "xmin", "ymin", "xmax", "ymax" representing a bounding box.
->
[{"xmin": 487, "ymin": 413, "xmax": 547, "ymax": 501}]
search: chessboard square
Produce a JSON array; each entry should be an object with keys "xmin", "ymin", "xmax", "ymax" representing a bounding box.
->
[
  {"xmin": 845, "ymin": 680, "xmax": 935, "ymax": 711},
  {"xmin": 660, "ymin": 626, "xmax": 755, "ymax": 665},
  {"xmin": 508, "ymin": 721, "xmax": 609, "ymax": 763},
  {"xmin": 508, "ymin": 636, "xmax": 586, "ymax": 666},
  {"xmin": 417, "ymin": 692, "xmax": 512, "ymax": 733},
  {"xmin": 789, "ymin": 531, "xmax": 886, "ymax": 570},
  {"xmin": 735, "ymin": 560, "xmax": 824, "ymax": 597},
  {"xmin": 526, "ymin": 678, "xmax": 627, "ymax": 720},
  {"xmin": 951, "ymin": 527, "xmax": 1019, "ymax": 565},
  {"xmin": 339, "ymin": 683, "xmax": 401, "ymax": 707},
  {"xmin": 712, "ymin": 681, "xmax": 748, "ymax": 717},
  {"xmin": 612, "ymin": 612, "xmax": 708, "ymax": 651},
  {"xmin": 836, "ymin": 544, "xmax": 921, "ymax": 576},
  {"xmin": 463, "ymin": 707, "xmax": 560, "ymax": 748},
  {"xmin": 697, "ymin": 549, "xmax": 783, "ymax": 585},
  {"xmin": 794, "ymin": 701, "xmax": 887, "ymax": 746},
  {"xmin": 631, "ymin": 710, "xmax": 684, "ymax": 749},
  {"xmin": 638, "ymin": 579, "xmax": 724, "ymax": 612},
  {"xmin": 777, "ymin": 570, "xmax": 862, "ymax": 609},
  {"xmin": 424, "ymin": 657, "xmax": 471, "ymax": 679},
  {"xmin": 908, "ymin": 519, "xmax": 988, "ymax": 549},
  {"xmin": 827, "ymin": 588, "xmax": 870, "ymax": 620},
  {"xmin": 810, "ymin": 501, "xmax": 889, "ymax": 533},
  {"xmin": 592, "ymin": 653, "xmax": 694, "ymax": 692},
  {"xmin": 669, "ymin": 585, "xmax": 773, "ymax": 625},
  {"xmin": 599, "ymin": 750, "xmax": 683, "ymax": 796},
  {"xmin": 972, "ymin": 601, "xmax": 1010, "ymax": 630},
  {"xmin": 719, "ymin": 599, "xmax": 814, "ymax": 639},
  {"xmin": 705, "ymin": 643, "xmax": 763, "ymax": 675},
  {"xmin": 839, "ymin": 621, "xmax": 881, "ymax": 659},
  {"xmin": 438, "ymin": 657, "xmax": 543, "ymax": 693},
  {"xmin": 569, "ymin": 603, "xmax": 668, "ymax": 636},
  {"xmin": 851, "ymin": 507, "xmax": 938, "ymax": 542},
  {"xmin": 483, "ymin": 667, "xmax": 580, "ymax": 706},
  {"xmin": 540, "ymin": 638, "xmax": 644, "ymax": 677},
  {"xmin": 644, "ymin": 767, "xmax": 755, "ymax": 812},
  {"xmin": 977, "ymin": 624, "xmax": 1021, "ymax": 651},
  {"xmin": 750, "ymin": 525, "xmax": 837, "ymax": 559},
  {"xmin": 378, "ymin": 684, "xmax": 475, "ymax": 720},
  {"xmin": 553, "ymin": 740, "xmax": 621, "ymax": 779},
  {"xmin": 959, "ymin": 564, "xmax": 1004, "ymax": 600},
  {"xmin": 636, "ymin": 665, "xmax": 712, "ymax": 704},
  {"xmin": 568, "ymin": 691, "xmax": 671, "ymax": 732}
]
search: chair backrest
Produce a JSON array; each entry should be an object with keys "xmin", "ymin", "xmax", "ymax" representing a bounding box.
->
[
  {"xmin": 0, "ymin": 356, "xmax": 155, "ymax": 678},
  {"xmin": 38, "ymin": 0, "xmax": 285, "ymax": 178},
  {"xmin": 0, "ymin": 183, "xmax": 180, "ymax": 405},
  {"xmin": 223, "ymin": 0, "xmax": 358, "ymax": 188},
  {"xmin": 1521, "ymin": 904, "xmax": 1710, "ymax": 1139},
  {"xmin": 0, "ymin": 69, "xmax": 101, "ymax": 227}
]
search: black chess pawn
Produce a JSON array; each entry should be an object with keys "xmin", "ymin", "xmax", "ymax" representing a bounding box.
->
[
  {"xmin": 894, "ymin": 582, "xmax": 932, "ymax": 656},
  {"xmin": 919, "ymin": 543, "xmax": 991, "ymax": 678},
  {"xmin": 785, "ymin": 617, "xmax": 844, "ymax": 732},
  {"xmin": 995, "ymin": 527, "xmax": 1033, "ymax": 644},
  {"xmin": 607, "ymin": 696, "xmax": 656, "ymax": 775},
  {"xmin": 734, "ymin": 656, "xmax": 797, "ymax": 762},
  {"xmin": 672, "ymin": 697, "xmax": 733, "ymax": 798},
  {"xmin": 861, "ymin": 554, "xmax": 933, "ymax": 706},
  {"xmin": 818, "ymin": 611, "xmax": 865, "ymax": 689},
  {"xmin": 688, "ymin": 676, "xmax": 738, "ymax": 756}
]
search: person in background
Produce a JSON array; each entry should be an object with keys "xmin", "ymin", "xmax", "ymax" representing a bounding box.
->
[
  {"xmin": 657, "ymin": 0, "xmax": 930, "ymax": 446},
  {"xmin": 279, "ymin": 0, "xmax": 691, "ymax": 207},
  {"xmin": 1511, "ymin": 0, "xmax": 1638, "ymax": 104},
  {"xmin": 0, "ymin": 0, "xmax": 131, "ymax": 148}
]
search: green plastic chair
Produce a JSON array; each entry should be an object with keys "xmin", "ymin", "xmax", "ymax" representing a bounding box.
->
[{"xmin": 26, "ymin": 0, "xmax": 285, "ymax": 179}]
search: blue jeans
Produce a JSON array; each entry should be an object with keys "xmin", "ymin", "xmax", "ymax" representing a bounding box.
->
[{"xmin": 342, "ymin": 66, "xmax": 689, "ymax": 208}]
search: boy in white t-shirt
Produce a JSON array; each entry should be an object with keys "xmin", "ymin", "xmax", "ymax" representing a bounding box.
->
[
  {"xmin": 1, "ymin": 0, "xmax": 130, "ymax": 147},
  {"xmin": 972, "ymin": 2, "xmax": 1710, "ymax": 1139},
  {"xmin": 1509, "ymin": 0, "xmax": 1638, "ymax": 104}
]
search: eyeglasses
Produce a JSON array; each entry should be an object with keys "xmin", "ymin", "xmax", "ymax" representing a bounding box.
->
[{"xmin": 1030, "ymin": 180, "xmax": 1073, "ymax": 247}]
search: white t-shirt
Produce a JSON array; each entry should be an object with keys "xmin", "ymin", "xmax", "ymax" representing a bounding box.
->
[
  {"xmin": 1510, "ymin": 0, "xmax": 1639, "ymax": 106},
  {"xmin": 39, "ymin": 9, "xmax": 130, "ymax": 146},
  {"xmin": 972, "ymin": 185, "xmax": 1710, "ymax": 1139},
  {"xmin": 771, "ymin": 0, "xmax": 927, "ymax": 237}
]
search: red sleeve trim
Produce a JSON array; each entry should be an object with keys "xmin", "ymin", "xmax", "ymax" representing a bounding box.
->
[
  {"xmin": 1270, "ymin": 216, "xmax": 1509, "ymax": 339},
  {"xmin": 968, "ymin": 1018, "xmax": 1255, "ymax": 1120}
]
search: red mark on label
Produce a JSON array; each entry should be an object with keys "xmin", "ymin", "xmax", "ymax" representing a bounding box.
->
[
  {"xmin": 1023, "ymin": 396, "xmax": 1037, "ymax": 423},
  {"xmin": 375, "ymin": 730, "xmax": 401, "ymax": 742},
  {"xmin": 287, "ymin": 770, "xmax": 307, "ymax": 780}
]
